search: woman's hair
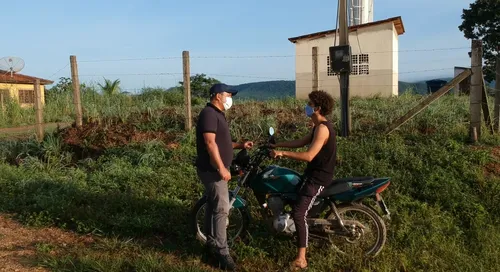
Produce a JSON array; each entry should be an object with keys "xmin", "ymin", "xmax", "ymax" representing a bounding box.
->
[{"xmin": 308, "ymin": 90, "xmax": 334, "ymax": 116}]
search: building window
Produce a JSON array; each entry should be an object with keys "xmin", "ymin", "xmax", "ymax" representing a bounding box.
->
[
  {"xmin": 352, "ymin": 55, "xmax": 358, "ymax": 66},
  {"xmin": 354, "ymin": 54, "xmax": 370, "ymax": 75},
  {"xmin": 0, "ymin": 89, "xmax": 8, "ymax": 98},
  {"xmin": 326, "ymin": 56, "xmax": 338, "ymax": 76},
  {"xmin": 18, "ymin": 89, "xmax": 35, "ymax": 104},
  {"xmin": 0, "ymin": 89, "xmax": 9, "ymax": 105},
  {"xmin": 327, "ymin": 53, "xmax": 369, "ymax": 76}
]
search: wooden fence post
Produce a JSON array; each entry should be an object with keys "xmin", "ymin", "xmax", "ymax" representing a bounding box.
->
[
  {"xmin": 470, "ymin": 40, "xmax": 482, "ymax": 142},
  {"xmin": 312, "ymin": 47, "xmax": 319, "ymax": 91},
  {"xmin": 70, "ymin": 55, "xmax": 83, "ymax": 128},
  {"xmin": 183, "ymin": 51, "xmax": 192, "ymax": 131},
  {"xmin": 0, "ymin": 91, "xmax": 4, "ymax": 112},
  {"xmin": 494, "ymin": 59, "xmax": 500, "ymax": 132},
  {"xmin": 481, "ymin": 74, "xmax": 494, "ymax": 134},
  {"xmin": 34, "ymin": 79, "xmax": 44, "ymax": 141}
]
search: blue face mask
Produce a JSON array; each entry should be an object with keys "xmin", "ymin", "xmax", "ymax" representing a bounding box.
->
[{"xmin": 305, "ymin": 104, "xmax": 315, "ymax": 117}]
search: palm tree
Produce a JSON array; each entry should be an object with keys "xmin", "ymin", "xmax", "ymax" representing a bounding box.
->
[{"xmin": 98, "ymin": 78, "xmax": 121, "ymax": 95}]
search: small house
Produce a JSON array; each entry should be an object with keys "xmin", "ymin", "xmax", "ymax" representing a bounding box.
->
[{"xmin": 0, "ymin": 70, "xmax": 53, "ymax": 108}]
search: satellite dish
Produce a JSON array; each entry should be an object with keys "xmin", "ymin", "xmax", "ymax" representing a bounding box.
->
[{"xmin": 0, "ymin": 56, "xmax": 25, "ymax": 77}]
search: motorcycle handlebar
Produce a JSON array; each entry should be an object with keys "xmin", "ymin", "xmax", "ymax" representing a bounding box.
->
[{"xmin": 255, "ymin": 144, "xmax": 280, "ymax": 160}]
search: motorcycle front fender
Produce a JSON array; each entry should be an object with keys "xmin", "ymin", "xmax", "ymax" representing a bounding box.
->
[{"xmin": 230, "ymin": 193, "xmax": 247, "ymax": 209}]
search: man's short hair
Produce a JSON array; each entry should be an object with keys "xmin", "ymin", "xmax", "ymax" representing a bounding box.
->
[{"xmin": 309, "ymin": 90, "xmax": 334, "ymax": 116}]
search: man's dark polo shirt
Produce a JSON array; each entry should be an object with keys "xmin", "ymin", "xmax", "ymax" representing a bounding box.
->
[{"xmin": 196, "ymin": 103, "xmax": 233, "ymax": 172}]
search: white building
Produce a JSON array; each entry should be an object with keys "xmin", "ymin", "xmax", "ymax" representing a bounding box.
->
[{"xmin": 288, "ymin": 16, "xmax": 405, "ymax": 99}]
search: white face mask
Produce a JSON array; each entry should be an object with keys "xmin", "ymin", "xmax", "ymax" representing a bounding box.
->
[{"xmin": 223, "ymin": 96, "xmax": 233, "ymax": 110}]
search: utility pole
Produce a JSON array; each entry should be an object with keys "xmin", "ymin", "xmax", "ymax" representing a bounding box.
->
[{"xmin": 338, "ymin": 0, "xmax": 351, "ymax": 136}]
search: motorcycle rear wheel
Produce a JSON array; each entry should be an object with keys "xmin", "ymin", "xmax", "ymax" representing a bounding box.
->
[{"xmin": 326, "ymin": 203, "xmax": 387, "ymax": 257}]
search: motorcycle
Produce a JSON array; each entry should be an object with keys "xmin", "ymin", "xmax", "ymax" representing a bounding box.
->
[{"xmin": 190, "ymin": 127, "xmax": 391, "ymax": 257}]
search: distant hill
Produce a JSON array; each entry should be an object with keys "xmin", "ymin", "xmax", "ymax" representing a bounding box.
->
[
  {"xmin": 231, "ymin": 78, "xmax": 454, "ymax": 100},
  {"xmin": 232, "ymin": 80, "xmax": 295, "ymax": 100}
]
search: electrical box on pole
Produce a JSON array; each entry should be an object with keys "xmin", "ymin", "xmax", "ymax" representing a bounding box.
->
[{"xmin": 329, "ymin": 45, "xmax": 352, "ymax": 73}]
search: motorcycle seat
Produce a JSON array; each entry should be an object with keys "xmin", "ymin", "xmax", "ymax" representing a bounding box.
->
[
  {"xmin": 318, "ymin": 176, "xmax": 374, "ymax": 197},
  {"xmin": 332, "ymin": 176, "xmax": 374, "ymax": 184}
]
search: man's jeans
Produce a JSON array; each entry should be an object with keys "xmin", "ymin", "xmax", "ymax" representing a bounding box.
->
[{"xmin": 197, "ymin": 169, "xmax": 230, "ymax": 255}]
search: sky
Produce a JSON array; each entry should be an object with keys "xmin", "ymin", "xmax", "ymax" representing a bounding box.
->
[{"xmin": 1, "ymin": 0, "xmax": 475, "ymax": 92}]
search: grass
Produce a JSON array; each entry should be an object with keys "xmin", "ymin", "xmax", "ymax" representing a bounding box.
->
[{"xmin": 0, "ymin": 89, "xmax": 500, "ymax": 271}]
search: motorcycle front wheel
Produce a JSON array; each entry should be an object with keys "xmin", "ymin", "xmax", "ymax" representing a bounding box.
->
[{"xmin": 189, "ymin": 195, "xmax": 251, "ymax": 245}]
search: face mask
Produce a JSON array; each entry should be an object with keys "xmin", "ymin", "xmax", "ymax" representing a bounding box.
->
[
  {"xmin": 223, "ymin": 96, "xmax": 233, "ymax": 110},
  {"xmin": 305, "ymin": 104, "xmax": 314, "ymax": 117}
]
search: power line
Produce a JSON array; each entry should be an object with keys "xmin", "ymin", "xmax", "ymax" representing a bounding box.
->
[
  {"xmin": 78, "ymin": 72, "xmax": 291, "ymax": 80},
  {"xmin": 398, "ymin": 57, "xmax": 467, "ymax": 65},
  {"xmin": 201, "ymin": 73, "xmax": 291, "ymax": 80},
  {"xmin": 79, "ymin": 72, "xmax": 183, "ymax": 77},
  {"xmin": 485, "ymin": 67, "xmax": 500, "ymax": 77},
  {"xmin": 76, "ymin": 46, "xmax": 470, "ymax": 63},
  {"xmin": 76, "ymin": 67, "xmax": 451, "ymax": 81},
  {"xmin": 47, "ymin": 63, "xmax": 69, "ymax": 80}
]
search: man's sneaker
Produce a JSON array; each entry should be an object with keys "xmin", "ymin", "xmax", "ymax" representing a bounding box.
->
[{"xmin": 216, "ymin": 253, "xmax": 236, "ymax": 271}]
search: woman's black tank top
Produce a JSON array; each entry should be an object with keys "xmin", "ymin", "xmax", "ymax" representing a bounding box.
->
[{"xmin": 303, "ymin": 121, "xmax": 337, "ymax": 186}]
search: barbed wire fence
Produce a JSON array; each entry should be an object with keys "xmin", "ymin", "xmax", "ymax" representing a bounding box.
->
[{"xmin": 0, "ymin": 42, "xmax": 498, "ymax": 142}]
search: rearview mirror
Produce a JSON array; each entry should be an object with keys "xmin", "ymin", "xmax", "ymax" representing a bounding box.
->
[{"xmin": 269, "ymin": 127, "xmax": 275, "ymax": 136}]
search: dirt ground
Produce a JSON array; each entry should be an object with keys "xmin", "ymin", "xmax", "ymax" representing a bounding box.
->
[
  {"xmin": 0, "ymin": 214, "xmax": 94, "ymax": 272},
  {"xmin": 59, "ymin": 121, "xmax": 179, "ymax": 151}
]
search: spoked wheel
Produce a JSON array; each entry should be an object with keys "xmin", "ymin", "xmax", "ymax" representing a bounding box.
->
[
  {"xmin": 190, "ymin": 196, "xmax": 250, "ymax": 246},
  {"xmin": 325, "ymin": 203, "xmax": 387, "ymax": 257}
]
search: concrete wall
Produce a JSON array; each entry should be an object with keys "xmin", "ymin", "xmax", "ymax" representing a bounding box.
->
[
  {"xmin": 294, "ymin": 22, "xmax": 398, "ymax": 100},
  {"xmin": 0, "ymin": 83, "xmax": 46, "ymax": 108}
]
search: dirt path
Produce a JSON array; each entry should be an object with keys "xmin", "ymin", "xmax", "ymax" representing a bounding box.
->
[
  {"xmin": 0, "ymin": 214, "xmax": 93, "ymax": 272},
  {"xmin": 0, "ymin": 123, "xmax": 72, "ymax": 140}
]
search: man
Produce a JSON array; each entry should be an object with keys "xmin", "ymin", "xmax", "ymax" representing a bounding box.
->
[
  {"xmin": 195, "ymin": 83, "xmax": 253, "ymax": 271},
  {"xmin": 269, "ymin": 90, "xmax": 336, "ymax": 270}
]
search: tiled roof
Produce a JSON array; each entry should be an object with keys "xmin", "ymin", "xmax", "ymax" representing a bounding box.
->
[
  {"xmin": 0, "ymin": 70, "xmax": 53, "ymax": 85},
  {"xmin": 288, "ymin": 16, "xmax": 405, "ymax": 43}
]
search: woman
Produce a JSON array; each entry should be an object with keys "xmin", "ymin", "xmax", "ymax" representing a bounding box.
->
[{"xmin": 270, "ymin": 90, "xmax": 337, "ymax": 270}]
